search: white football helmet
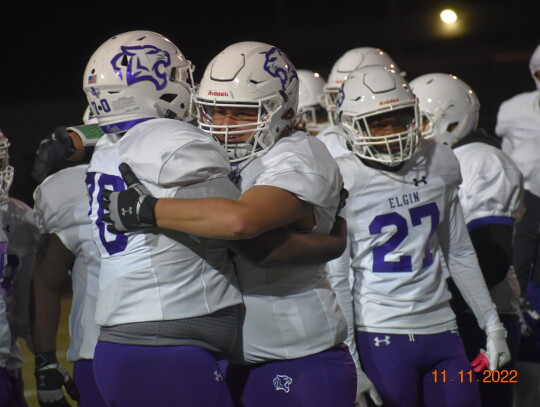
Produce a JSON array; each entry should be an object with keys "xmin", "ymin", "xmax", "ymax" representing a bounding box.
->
[
  {"xmin": 194, "ymin": 41, "xmax": 299, "ymax": 162},
  {"xmin": 297, "ymin": 69, "xmax": 328, "ymax": 135},
  {"xmin": 0, "ymin": 131, "xmax": 14, "ymax": 205},
  {"xmin": 409, "ymin": 73, "xmax": 480, "ymax": 147},
  {"xmin": 83, "ymin": 30, "xmax": 194, "ymax": 135},
  {"xmin": 324, "ymin": 47, "xmax": 403, "ymax": 123},
  {"xmin": 337, "ymin": 65, "xmax": 420, "ymax": 166}
]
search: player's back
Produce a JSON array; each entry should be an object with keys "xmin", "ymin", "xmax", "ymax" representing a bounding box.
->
[
  {"xmin": 87, "ymin": 118, "xmax": 242, "ymax": 327},
  {"xmin": 34, "ymin": 164, "xmax": 101, "ymax": 361}
]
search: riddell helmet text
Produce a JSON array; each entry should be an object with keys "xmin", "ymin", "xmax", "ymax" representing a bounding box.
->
[
  {"xmin": 208, "ymin": 90, "xmax": 229, "ymax": 96},
  {"xmin": 379, "ymin": 98, "xmax": 399, "ymax": 106}
]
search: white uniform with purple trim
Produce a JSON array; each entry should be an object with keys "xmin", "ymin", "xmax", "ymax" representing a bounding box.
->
[
  {"xmin": 87, "ymin": 118, "xmax": 242, "ymax": 327},
  {"xmin": 453, "ymin": 142, "xmax": 523, "ymax": 313},
  {"xmin": 315, "ymin": 124, "xmax": 351, "ymax": 159},
  {"xmin": 33, "ymin": 165, "xmax": 101, "ymax": 361},
  {"xmin": 0, "ymin": 198, "xmax": 39, "ymax": 372},
  {"xmin": 230, "ymin": 131, "xmax": 347, "ymax": 363},
  {"xmin": 495, "ymin": 91, "xmax": 540, "ymax": 198},
  {"xmin": 327, "ymin": 139, "xmax": 501, "ymax": 341}
]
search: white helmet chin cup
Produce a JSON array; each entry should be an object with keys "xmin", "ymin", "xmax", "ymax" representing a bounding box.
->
[
  {"xmin": 324, "ymin": 47, "xmax": 403, "ymax": 124},
  {"xmin": 194, "ymin": 41, "xmax": 299, "ymax": 162},
  {"xmin": 297, "ymin": 69, "xmax": 328, "ymax": 134},
  {"xmin": 82, "ymin": 30, "xmax": 194, "ymax": 134},
  {"xmin": 0, "ymin": 131, "xmax": 14, "ymax": 205},
  {"xmin": 409, "ymin": 73, "xmax": 480, "ymax": 147},
  {"xmin": 336, "ymin": 65, "xmax": 420, "ymax": 166}
]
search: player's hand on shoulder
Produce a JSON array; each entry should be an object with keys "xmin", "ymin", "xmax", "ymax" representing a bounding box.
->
[
  {"xmin": 31, "ymin": 126, "xmax": 76, "ymax": 184},
  {"xmin": 100, "ymin": 163, "xmax": 158, "ymax": 233},
  {"xmin": 34, "ymin": 351, "xmax": 79, "ymax": 407}
]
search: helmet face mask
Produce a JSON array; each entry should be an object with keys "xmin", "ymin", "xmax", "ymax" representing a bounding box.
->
[
  {"xmin": 197, "ymin": 97, "xmax": 281, "ymax": 162},
  {"xmin": 337, "ymin": 65, "xmax": 420, "ymax": 167},
  {"xmin": 82, "ymin": 30, "xmax": 195, "ymax": 134},
  {"xmin": 195, "ymin": 42, "xmax": 299, "ymax": 163},
  {"xmin": 409, "ymin": 73, "xmax": 480, "ymax": 147},
  {"xmin": 0, "ymin": 132, "xmax": 14, "ymax": 205},
  {"xmin": 297, "ymin": 70, "xmax": 328, "ymax": 135}
]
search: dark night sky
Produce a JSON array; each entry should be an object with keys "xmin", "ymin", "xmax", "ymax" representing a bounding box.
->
[{"xmin": 1, "ymin": 1, "xmax": 539, "ymax": 205}]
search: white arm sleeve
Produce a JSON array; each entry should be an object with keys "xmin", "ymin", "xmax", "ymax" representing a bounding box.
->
[{"xmin": 326, "ymin": 236, "xmax": 358, "ymax": 362}]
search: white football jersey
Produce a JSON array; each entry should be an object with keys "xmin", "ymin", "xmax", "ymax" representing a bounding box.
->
[
  {"xmin": 315, "ymin": 124, "xmax": 351, "ymax": 159},
  {"xmin": 453, "ymin": 142, "xmax": 523, "ymax": 314},
  {"xmin": 0, "ymin": 213, "xmax": 9, "ymax": 369},
  {"xmin": 1, "ymin": 198, "xmax": 39, "ymax": 370},
  {"xmin": 230, "ymin": 131, "xmax": 348, "ymax": 363},
  {"xmin": 33, "ymin": 165, "xmax": 101, "ymax": 361},
  {"xmin": 87, "ymin": 118, "xmax": 242, "ymax": 326},
  {"xmin": 495, "ymin": 91, "xmax": 540, "ymax": 197},
  {"xmin": 328, "ymin": 139, "xmax": 500, "ymax": 335}
]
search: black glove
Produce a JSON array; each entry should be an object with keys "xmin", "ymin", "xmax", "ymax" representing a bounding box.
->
[
  {"xmin": 337, "ymin": 185, "xmax": 349, "ymax": 218},
  {"xmin": 100, "ymin": 163, "xmax": 158, "ymax": 233},
  {"xmin": 31, "ymin": 126, "xmax": 75, "ymax": 183},
  {"xmin": 34, "ymin": 351, "xmax": 79, "ymax": 407}
]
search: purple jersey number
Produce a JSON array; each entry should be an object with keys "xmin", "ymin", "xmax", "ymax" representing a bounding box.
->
[
  {"xmin": 369, "ymin": 202, "xmax": 439, "ymax": 272},
  {"xmin": 86, "ymin": 172, "xmax": 128, "ymax": 255}
]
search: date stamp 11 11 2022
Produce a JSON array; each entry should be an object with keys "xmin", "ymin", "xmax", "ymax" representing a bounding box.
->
[{"xmin": 431, "ymin": 369, "xmax": 518, "ymax": 383}]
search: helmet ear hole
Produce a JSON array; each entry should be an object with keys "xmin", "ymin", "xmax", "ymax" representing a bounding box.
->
[
  {"xmin": 160, "ymin": 94, "xmax": 178, "ymax": 103},
  {"xmin": 447, "ymin": 122, "xmax": 459, "ymax": 133}
]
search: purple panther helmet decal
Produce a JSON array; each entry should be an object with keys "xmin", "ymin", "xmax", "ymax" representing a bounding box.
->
[
  {"xmin": 263, "ymin": 47, "xmax": 298, "ymax": 91},
  {"xmin": 336, "ymin": 87, "xmax": 345, "ymax": 108},
  {"xmin": 111, "ymin": 45, "xmax": 171, "ymax": 90}
]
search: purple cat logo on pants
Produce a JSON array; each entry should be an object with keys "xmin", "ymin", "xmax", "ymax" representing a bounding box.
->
[
  {"xmin": 111, "ymin": 45, "xmax": 171, "ymax": 90},
  {"xmin": 263, "ymin": 47, "xmax": 298, "ymax": 91},
  {"xmin": 273, "ymin": 374, "xmax": 293, "ymax": 393}
]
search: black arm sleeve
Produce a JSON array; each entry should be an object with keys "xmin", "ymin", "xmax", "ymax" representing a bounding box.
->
[
  {"xmin": 449, "ymin": 222, "xmax": 513, "ymax": 314},
  {"xmin": 468, "ymin": 223, "xmax": 513, "ymax": 289}
]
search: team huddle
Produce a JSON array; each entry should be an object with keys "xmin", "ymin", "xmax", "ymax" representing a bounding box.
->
[{"xmin": 0, "ymin": 30, "xmax": 539, "ymax": 407}]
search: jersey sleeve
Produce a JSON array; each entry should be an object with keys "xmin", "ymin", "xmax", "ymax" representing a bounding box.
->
[
  {"xmin": 252, "ymin": 135, "xmax": 342, "ymax": 209},
  {"xmin": 33, "ymin": 165, "xmax": 89, "ymax": 254},
  {"xmin": 118, "ymin": 119, "xmax": 231, "ymax": 190},
  {"xmin": 456, "ymin": 145, "xmax": 523, "ymax": 226}
]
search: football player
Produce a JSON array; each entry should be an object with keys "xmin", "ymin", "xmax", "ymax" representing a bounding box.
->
[
  {"xmin": 495, "ymin": 42, "xmax": 540, "ymax": 316},
  {"xmin": 82, "ymin": 30, "xmax": 240, "ymax": 407},
  {"xmin": 494, "ymin": 42, "xmax": 540, "ymax": 407},
  {"xmin": 32, "ymin": 158, "xmax": 106, "ymax": 406},
  {"xmin": 317, "ymin": 47, "xmax": 404, "ymax": 159},
  {"xmin": 0, "ymin": 130, "xmax": 39, "ymax": 407},
  {"xmin": 325, "ymin": 65, "xmax": 510, "ymax": 407},
  {"xmin": 0, "ymin": 134, "xmax": 14, "ymax": 406},
  {"xmin": 411, "ymin": 72, "xmax": 523, "ymax": 407},
  {"xmin": 100, "ymin": 41, "xmax": 361, "ymax": 407},
  {"xmin": 297, "ymin": 69, "xmax": 328, "ymax": 136}
]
